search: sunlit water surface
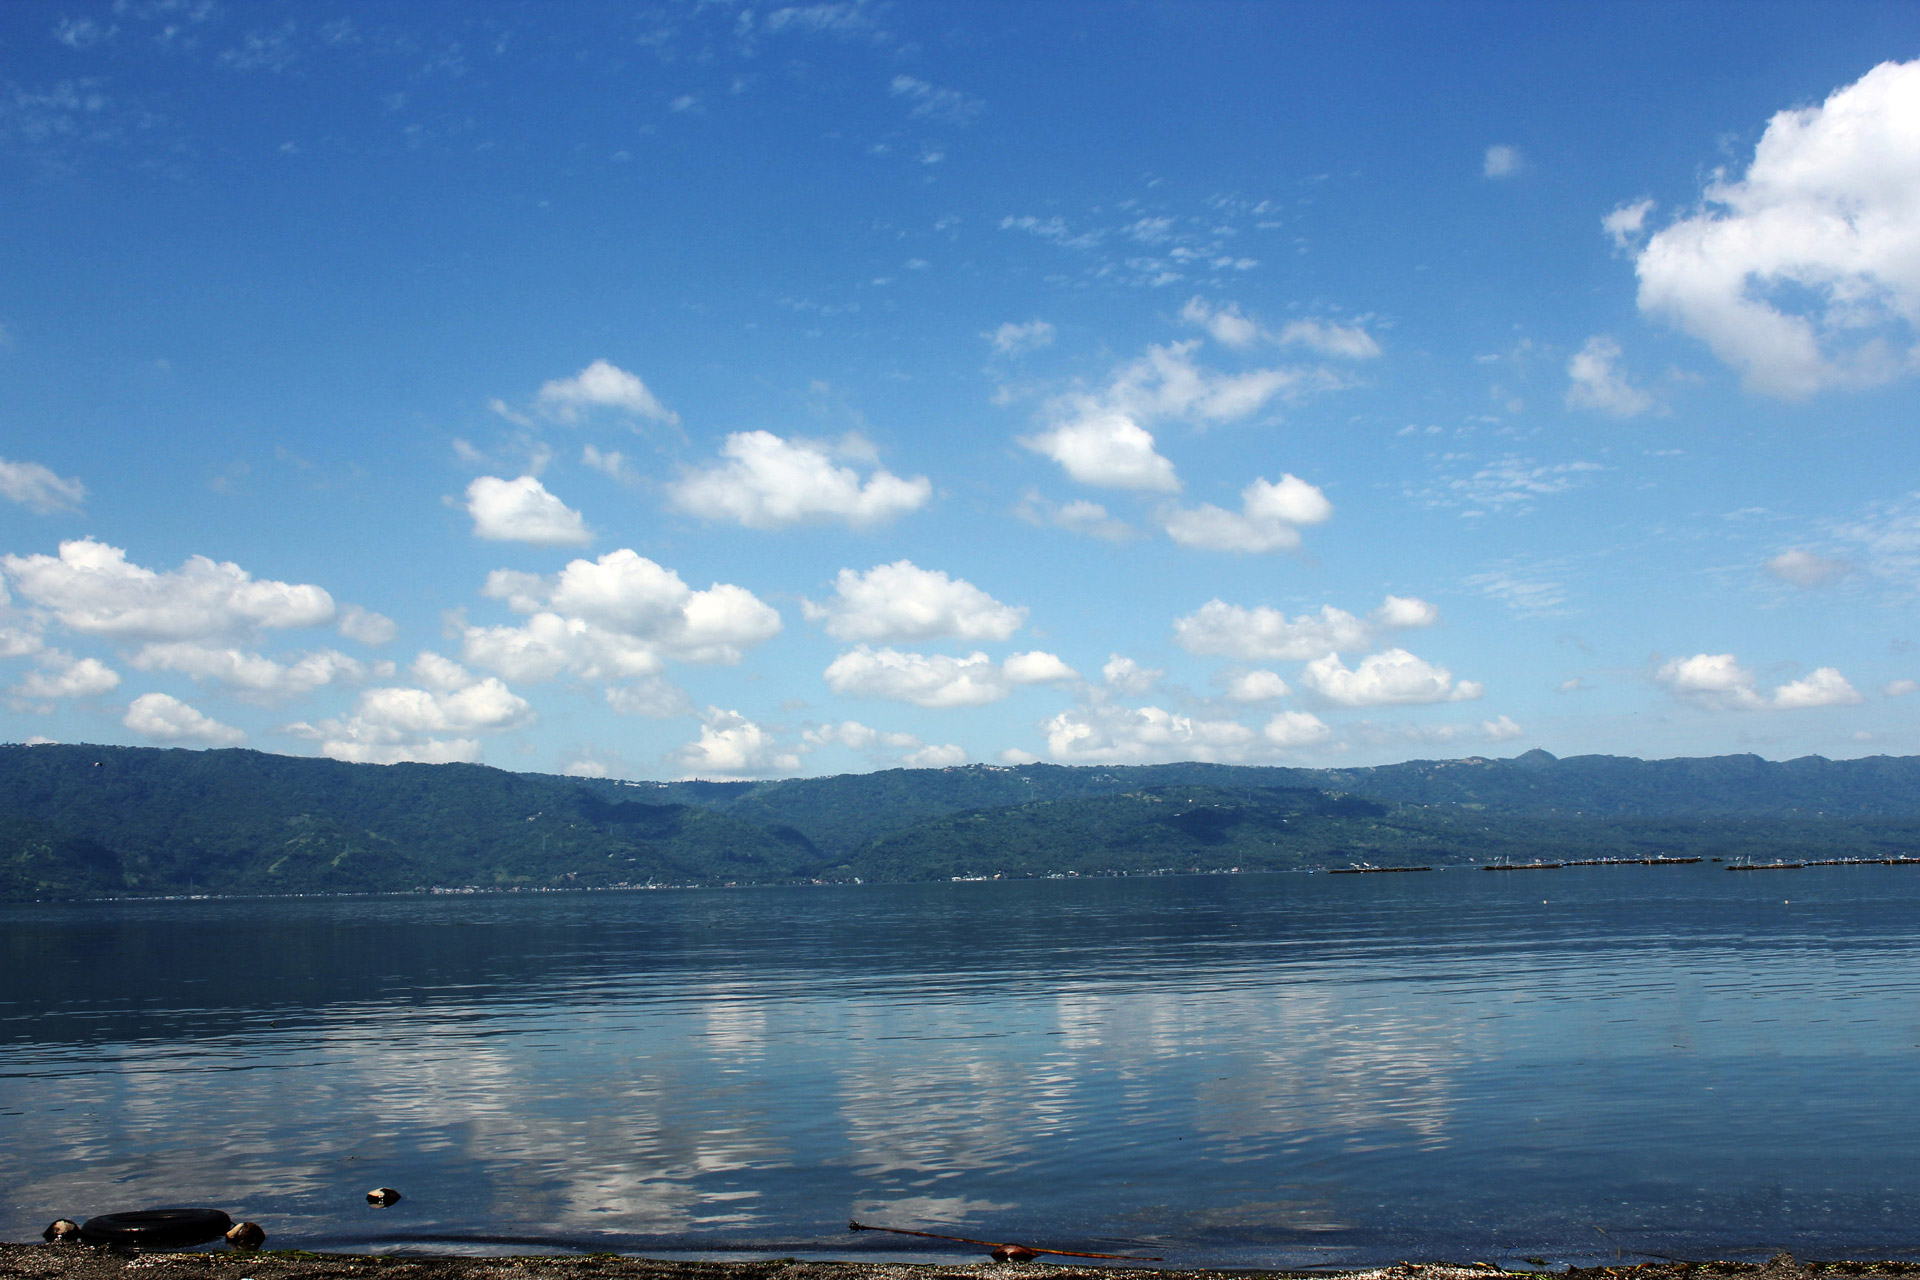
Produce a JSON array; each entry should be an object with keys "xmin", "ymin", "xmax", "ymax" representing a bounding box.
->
[{"xmin": 4, "ymin": 866, "xmax": 1919, "ymax": 1267}]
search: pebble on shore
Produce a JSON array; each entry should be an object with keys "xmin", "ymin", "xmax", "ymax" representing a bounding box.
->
[{"xmin": 40, "ymin": 1221, "xmax": 80, "ymax": 1243}]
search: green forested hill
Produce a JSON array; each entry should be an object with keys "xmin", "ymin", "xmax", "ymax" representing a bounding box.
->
[
  {"xmin": 0, "ymin": 744, "xmax": 819, "ymax": 899},
  {"xmin": 5, "ymin": 742, "xmax": 1920, "ymax": 900},
  {"xmin": 656, "ymin": 750, "xmax": 1920, "ymax": 855}
]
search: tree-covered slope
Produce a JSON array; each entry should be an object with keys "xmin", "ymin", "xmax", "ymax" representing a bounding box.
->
[
  {"xmin": 654, "ymin": 751, "xmax": 1920, "ymax": 854},
  {"xmin": 0, "ymin": 744, "xmax": 823, "ymax": 898},
  {"xmin": 6, "ymin": 743, "xmax": 1920, "ymax": 901}
]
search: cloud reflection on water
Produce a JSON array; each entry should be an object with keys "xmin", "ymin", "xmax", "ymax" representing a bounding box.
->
[{"xmin": 6, "ymin": 872, "xmax": 1920, "ymax": 1259}]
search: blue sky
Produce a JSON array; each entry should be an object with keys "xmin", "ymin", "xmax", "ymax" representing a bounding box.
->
[{"xmin": 3, "ymin": 0, "xmax": 1918, "ymax": 778}]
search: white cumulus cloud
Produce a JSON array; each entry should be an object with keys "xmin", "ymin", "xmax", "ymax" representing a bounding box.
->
[
  {"xmin": 1372, "ymin": 595, "xmax": 1442, "ymax": 629},
  {"xmin": 1223, "ymin": 669, "xmax": 1290, "ymax": 702},
  {"xmin": 824, "ymin": 645, "xmax": 1075, "ymax": 708},
  {"xmin": 465, "ymin": 475, "xmax": 592, "ymax": 546},
  {"xmin": 1022, "ymin": 339, "xmax": 1346, "ymax": 495},
  {"xmin": 536, "ymin": 360, "xmax": 678, "ymax": 424},
  {"xmin": 124, "ymin": 692, "xmax": 246, "ymax": 746},
  {"xmin": 1040, "ymin": 698, "xmax": 1329, "ymax": 764},
  {"xmin": 15, "ymin": 652, "xmax": 120, "ymax": 700},
  {"xmin": 463, "ymin": 549, "xmax": 781, "ymax": 683},
  {"xmin": 803, "ymin": 561, "xmax": 1026, "ymax": 642},
  {"xmin": 670, "ymin": 431, "xmax": 931, "ymax": 528},
  {"xmin": 1656, "ymin": 652, "xmax": 1863, "ymax": 710},
  {"xmin": 1301, "ymin": 649, "xmax": 1483, "ymax": 707},
  {"xmin": 1772, "ymin": 667, "xmax": 1864, "ymax": 709},
  {"xmin": 1020, "ymin": 411, "xmax": 1180, "ymax": 492},
  {"xmin": 1163, "ymin": 474, "xmax": 1333, "ymax": 552},
  {"xmin": 1173, "ymin": 595, "xmax": 1436, "ymax": 661},
  {"xmin": 1262, "ymin": 709, "xmax": 1333, "ymax": 748},
  {"xmin": 130, "ymin": 642, "xmax": 374, "ymax": 702},
  {"xmin": 1, "ymin": 539, "xmax": 334, "ymax": 641},
  {"xmin": 337, "ymin": 605, "xmax": 397, "ymax": 646},
  {"xmin": 1003, "ymin": 650, "xmax": 1080, "ymax": 683},
  {"xmin": 905, "ymin": 743, "xmax": 968, "ymax": 767},
  {"xmin": 1628, "ymin": 60, "xmax": 1920, "ymax": 397},
  {"xmin": 285, "ymin": 653, "xmax": 532, "ymax": 764},
  {"xmin": 1102, "ymin": 654, "xmax": 1163, "ymax": 695},
  {"xmin": 0, "ymin": 457, "xmax": 86, "ymax": 513},
  {"xmin": 676, "ymin": 706, "xmax": 800, "ymax": 777}
]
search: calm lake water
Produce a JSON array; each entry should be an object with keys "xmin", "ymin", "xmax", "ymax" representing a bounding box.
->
[{"xmin": 4, "ymin": 865, "xmax": 1920, "ymax": 1267}]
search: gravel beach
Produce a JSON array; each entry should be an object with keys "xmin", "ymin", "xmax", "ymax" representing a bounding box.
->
[{"xmin": 6, "ymin": 1245, "xmax": 1920, "ymax": 1280}]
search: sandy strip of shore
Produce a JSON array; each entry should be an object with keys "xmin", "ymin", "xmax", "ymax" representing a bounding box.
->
[{"xmin": 6, "ymin": 1244, "xmax": 1920, "ymax": 1280}]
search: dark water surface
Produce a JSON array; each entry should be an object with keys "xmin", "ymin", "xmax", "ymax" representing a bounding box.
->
[{"xmin": 4, "ymin": 865, "xmax": 1919, "ymax": 1266}]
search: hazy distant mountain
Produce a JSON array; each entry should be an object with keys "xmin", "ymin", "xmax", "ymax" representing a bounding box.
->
[{"xmin": 5, "ymin": 743, "xmax": 1920, "ymax": 900}]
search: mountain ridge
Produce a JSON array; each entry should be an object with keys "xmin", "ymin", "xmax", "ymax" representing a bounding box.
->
[{"xmin": 5, "ymin": 742, "xmax": 1920, "ymax": 899}]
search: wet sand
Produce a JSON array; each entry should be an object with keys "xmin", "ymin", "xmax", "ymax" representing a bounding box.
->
[{"xmin": 6, "ymin": 1245, "xmax": 1920, "ymax": 1280}]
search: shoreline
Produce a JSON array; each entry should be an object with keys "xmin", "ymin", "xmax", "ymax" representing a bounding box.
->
[{"xmin": 7, "ymin": 1245, "xmax": 1920, "ymax": 1280}]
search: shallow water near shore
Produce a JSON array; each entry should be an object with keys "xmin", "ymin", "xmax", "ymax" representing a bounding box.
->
[{"xmin": 4, "ymin": 865, "xmax": 1920, "ymax": 1267}]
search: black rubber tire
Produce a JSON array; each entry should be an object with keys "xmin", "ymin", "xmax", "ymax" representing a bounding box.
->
[{"xmin": 80, "ymin": 1208, "xmax": 233, "ymax": 1247}]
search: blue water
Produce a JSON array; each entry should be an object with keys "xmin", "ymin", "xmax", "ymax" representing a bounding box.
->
[{"xmin": 4, "ymin": 864, "xmax": 1919, "ymax": 1266}]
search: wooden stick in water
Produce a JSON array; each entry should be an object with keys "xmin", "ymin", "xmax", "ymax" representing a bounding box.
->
[{"xmin": 847, "ymin": 1219, "xmax": 1164, "ymax": 1262}]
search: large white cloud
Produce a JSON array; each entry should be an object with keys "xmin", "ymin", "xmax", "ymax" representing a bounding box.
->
[
  {"xmin": 1301, "ymin": 649, "xmax": 1483, "ymax": 707},
  {"xmin": 1040, "ymin": 698, "xmax": 1330, "ymax": 764},
  {"xmin": 1101, "ymin": 654, "xmax": 1162, "ymax": 695},
  {"xmin": 1657, "ymin": 653, "xmax": 1862, "ymax": 710},
  {"xmin": 0, "ymin": 457, "xmax": 86, "ymax": 514},
  {"xmin": 15, "ymin": 652, "xmax": 120, "ymax": 700},
  {"xmin": 1002, "ymin": 650, "xmax": 1079, "ymax": 683},
  {"xmin": 676, "ymin": 706, "xmax": 800, "ymax": 777},
  {"xmin": 285, "ymin": 653, "xmax": 532, "ymax": 764},
  {"xmin": 1021, "ymin": 339, "xmax": 1342, "ymax": 495},
  {"xmin": 1627, "ymin": 60, "xmax": 1920, "ymax": 397},
  {"xmin": 1657, "ymin": 653, "xmax": 1767, "ymax": 710},
  {"xmin": 1772, "ymin": 667, "xmax": 1864, "ymax": 709},
  {"xmin": 1, "ymin": 539, "xmax": 334, "ymax": 640},
  {"xmin": 1223, "ymin": 669, "xmax": 1290, "ymax": 702},
  {"xmin": 824, "ymin": 645, "xmax": 1076, "ymax": 708},
  {"xmin": 1162, "ymin": 474, "xmax": 1333, "ymax": 552},
  {"xmin": 465, "ymin": 475, "xmax": 593, "ymax": 546},
  {"xmin": 670, "ymin": 431, "xmax": 931, "ymax": 528},
  {"xmin": 124, "ymin": 692, "xmax": 246, "ymax": 747},
  {"xmin": 1020, "ymin": 411, "xmax": 1180, "ymax": 492},
  {"xmin": 462, "ymin": 549, "xmax": 781, "ymax": 683},
  {"xmin": 536, "ymin": 360, "xmax": 678, "ymax": 424},
  {"xmin": 130, "ymin": 642, "xmax": 376, "ymax": 702},
  {"xmin": 1172, "ymin": 595, "xmax": 1436, "ymax": 661},
  {"xmin": 803, "ymin": 561, "xmax": 1026, "ymax": 643}
]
